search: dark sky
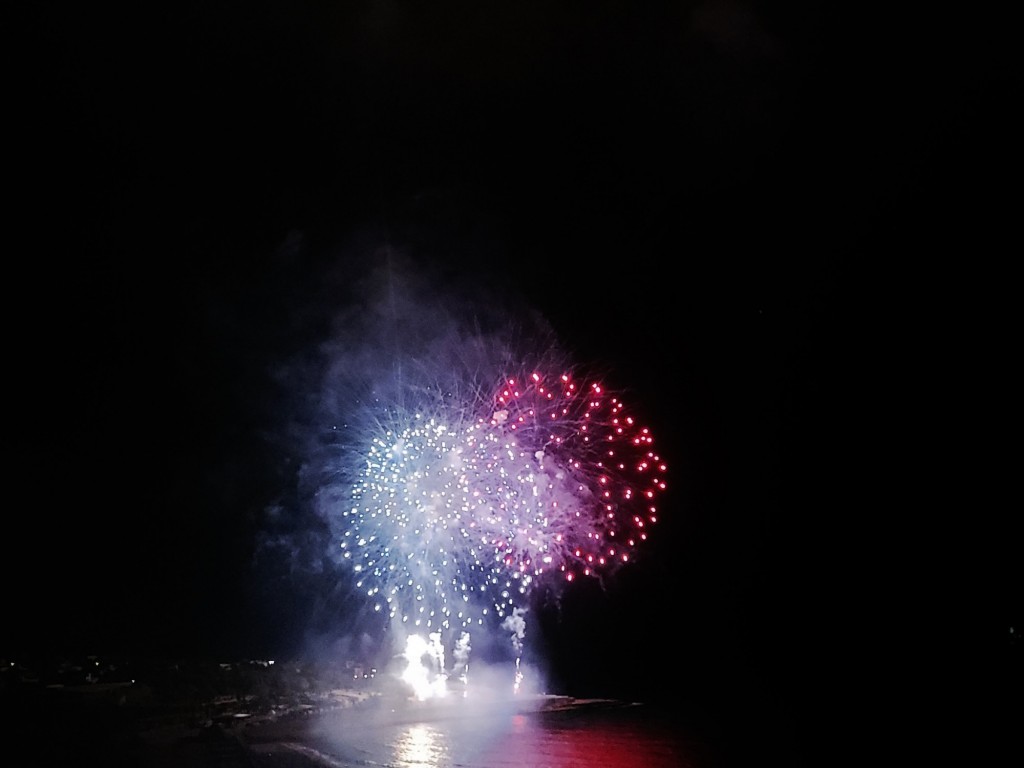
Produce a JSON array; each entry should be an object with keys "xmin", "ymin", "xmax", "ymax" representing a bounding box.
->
[{"xmin": 6, "ymin": 1, "xmax": 1019, "ymax": 739}]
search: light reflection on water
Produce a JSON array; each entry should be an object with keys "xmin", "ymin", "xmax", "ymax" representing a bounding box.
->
[
  {"xmin": 303, "ymin": 703, "xmax": 697, "ymax": 768},
  {"xmin": 394, "ymin": 724, "xmax": 449, "ymax": 768}
]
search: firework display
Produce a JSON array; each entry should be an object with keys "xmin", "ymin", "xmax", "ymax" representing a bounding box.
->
[{"xmin": 339, "ymin": 370, "xmax": 668, "ymax": 655}]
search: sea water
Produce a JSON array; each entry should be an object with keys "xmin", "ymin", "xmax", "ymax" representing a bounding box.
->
[{"xmin": 247, "ymin": 701, "xmax": 711, "ymax": 768}]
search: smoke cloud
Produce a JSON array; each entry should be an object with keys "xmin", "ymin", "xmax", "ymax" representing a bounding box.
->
[{"xmin": 252, "ymin": 235, "xmax": 570, "ymax": 675}]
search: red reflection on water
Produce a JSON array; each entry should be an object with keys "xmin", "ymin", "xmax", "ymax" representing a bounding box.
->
[{"xmin": 479, "ymin": 710, "xmax": 692, "ymax": 768}]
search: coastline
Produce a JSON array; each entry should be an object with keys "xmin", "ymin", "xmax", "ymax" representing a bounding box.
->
[{"xmin": 3, "ymin": 669, "xmax": 653, "ymax": 768}]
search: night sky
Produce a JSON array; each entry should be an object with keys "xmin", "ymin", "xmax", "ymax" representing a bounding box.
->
[{"xmin": 7, "ymin": 2, "xmax": 1019, "ymax": 757}]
